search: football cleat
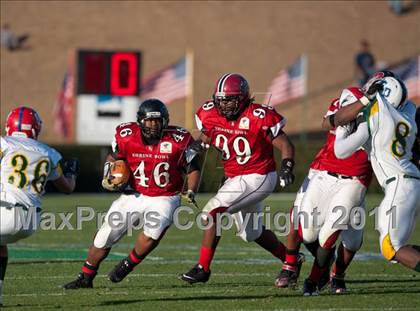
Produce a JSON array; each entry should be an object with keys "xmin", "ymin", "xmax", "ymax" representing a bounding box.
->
[
  {"xmin": 62, "ymin": 272, "xmax": 93, "ymax": 289},
  {"xmin": 179, "ymin": 264, "xmax": 211, "ymax": 284},
  {"xmin": 331, "ymin": 273, "xmax": 347, "ymax": 294},
  {"xmin": 303, "ymin": 278, "xmax": 319, "ymax": 296},
  {"xmin": 274, "ymin": 253, "xmax": 305, "ymax": 288},
  {"xmin": 108, "ymin": 258, "xmax": 134, "ymax": 283}
]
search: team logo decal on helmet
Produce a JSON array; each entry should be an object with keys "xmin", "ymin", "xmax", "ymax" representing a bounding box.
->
[{"xmin": 379, "ymin": 76, "xmax": 407, "ymax": 110}]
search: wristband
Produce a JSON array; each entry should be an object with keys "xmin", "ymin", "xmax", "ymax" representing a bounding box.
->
[
  {"xmin": 281, "ymin": 158, "xmax": 295, "ymax": 171},
  {"xmin": 359, "ymin": 96, "xmax": 370, "ymax": 107}
]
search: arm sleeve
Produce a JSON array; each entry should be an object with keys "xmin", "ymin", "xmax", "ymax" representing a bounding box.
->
[
  {"xmin": 0, "ymin": 137, "xmax": 7, "ymax": 161},
  {"xmin": 334, "ymin": 122, "xmax": 369, "ymax": 159},
  {"xmin": 48, "ymin": 148, "xmax": 63, "ymax": 181},
  {"xmin": 266, "ymin": 108, "xmax": 287, "ymax": 140},
  {"xmin": 324, "ymin": 99, "xmax": 340, "ymax": 118}
]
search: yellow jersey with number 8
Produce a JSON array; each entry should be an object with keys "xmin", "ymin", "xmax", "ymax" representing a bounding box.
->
[{"xmin": 366, "ymin": 96, "xmax": 419, "ymax": 187}]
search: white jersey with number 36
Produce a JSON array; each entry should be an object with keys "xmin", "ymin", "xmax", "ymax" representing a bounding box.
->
[
  {"xmin": 367, "ymin": 96, "xmax": 419, "ymax": 186},
  {"xmin": 0, "ymin": 136, "xmax": 62, "ymax": 208}
]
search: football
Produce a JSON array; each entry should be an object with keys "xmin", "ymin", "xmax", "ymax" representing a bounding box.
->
[{"xmin": 110, "ymin": 160, "xmax": 130, "ymax": 185}]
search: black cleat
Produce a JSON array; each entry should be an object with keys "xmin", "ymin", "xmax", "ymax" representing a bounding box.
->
[
  {"xmin": 303, "ymin": 278, "xmax": 319, "ymax": 296},
  {"xmin": 331, "ymin": 273, "xmax": 347, "ymax": 294},
  {"xmin": 63, "ymin": 272, "xmax": 94, "ymax": 289},
  {"xmin": 275, "ymin": 253, "xmax": 305, "ymax": 288},
  {"xmin": 108, "ymin": 258, "xmax": 134, "ymax": 283},
  {"xmin": 180, "ymin": 264, "xmax": 211, "ymax": 284},
  {"xmin": 275, "ymin": 268, "xmax": 298, "ymax": 288}
]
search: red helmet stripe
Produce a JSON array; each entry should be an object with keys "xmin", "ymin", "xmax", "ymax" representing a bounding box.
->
[
  {"xmin": 217, "ymin": 73, "xmax": 232, "ymax": 93},
  {"xmin": 18, "ymin": 107, "xmax": 25, "ymax": 131}
]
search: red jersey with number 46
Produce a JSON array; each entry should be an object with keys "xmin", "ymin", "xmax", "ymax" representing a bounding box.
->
[
  {"xmin": 112, "ymin": 122, "xmax": 193, "ymax": 196},
  {"xmin": 195, "ymin": 102, "xmax": 286, "ymax": 177},
  {"xmin": 310, "ymin": 87, "xmax": 372, "ymax": 187}
]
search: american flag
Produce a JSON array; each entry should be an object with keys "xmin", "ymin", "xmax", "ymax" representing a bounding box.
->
[
  {"xmin": 54, "ymin": 63, "xmax": 75, "ymax": 139},
  {"xmin": 264, "ymin": 55, "xmax": 307, "ymax": 106},
  {"xmin": 389, "ymin": 55, "xmax": 420, "ymax": 99},
  {"xmin": 141, "ymin": 57, "xmax": 186, "ymax": 104}
]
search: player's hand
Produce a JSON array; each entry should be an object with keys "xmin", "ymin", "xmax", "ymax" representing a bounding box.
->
[
  {"xmin": 102, "ymin": 177, "xmax": 117, "ymax": 191},
  {"xmin": 189, "ymin": 140, "xmax": 210, "ymax": 154},
  {"xmin": 182, "ymin": 190, "xmax": 198, "ymax": 208},
  {"xmin": 63, "ymin": 159, "xmax": 80, "ymax": 178},
  {"xmin": 365, "ymin": 80, "xmax": 384, "ymax": 101},
  {"xmin": 279, "ymin": 159, "xmax": 295, "ymax": 188}
]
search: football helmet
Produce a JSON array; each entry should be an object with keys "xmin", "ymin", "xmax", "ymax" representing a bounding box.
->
[
  {"xmin": 213, "ymin": 73, "xmax": 250, "ymax": 119},
  {"xmin": 136, "ymin": 99, "xmax": 169, "ymax": 140},
  {"xmin": 379, "ymin": 76, "xmax": 407, "ymax": 110},
  {"xmin": 5, "ymin": 106, "xmax": 42, "ymax": 139},
  {"xmin": 362, "ymin": 70, "xmax": 396, "ymax": 93}
]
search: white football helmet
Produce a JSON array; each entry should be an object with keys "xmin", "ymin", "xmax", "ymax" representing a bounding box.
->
[{"xmin": 379, "ymin": 76, "xmax": 407, "ymax": 110}]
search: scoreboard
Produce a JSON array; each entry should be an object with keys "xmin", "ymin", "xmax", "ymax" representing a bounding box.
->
[{"xmin": 76, "ymin": 50, "xmax": 142, "ymax": 144}]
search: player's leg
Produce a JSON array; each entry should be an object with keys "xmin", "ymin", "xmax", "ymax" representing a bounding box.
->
[
  {"xmin": 382, "ymin": 178, "xmax": 420, "ymax": 271},
  {"xmin": 108, "ymin": 195, "xmax": 179, "ymax": 282},
  {"xmin": 276, "ymin": 172, "xmax": 315, "ymax": 288},
  {"xmin": 0, "ymin": 245, "xmax": 7, "ymax": 306},
  {"xmin": 181, "ymin": 172, "xmax": 276, "ymax": 284},
  {"xmin": 304, "ymin": 176, "xmax": 364, "ymax": 296},
  {"xmin": 330, "ymin": 209, "xmax": 364, "ymax": 294},
  {"xmin": 0, "ymin": 204, "xmax": 40, "ymax": 305},
  {"xmin": 63, "ymin": 194, "xmax": 141, "ymax": 289},
  {"xmin": 275, "ymin": 208, "xmax": 305, "ymax": 288}
]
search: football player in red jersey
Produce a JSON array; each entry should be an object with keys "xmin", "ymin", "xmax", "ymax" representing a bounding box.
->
[
  {"xmin": 275, "ymin": 87, "xmax": 374, "ymax": 296},
  {"xmin": 63, "ymin": 99, "xmax": 201, "ymax": 289},
  {"xmin": 180, "ymin": 73, "xmax": 297, "ymax": 284}
]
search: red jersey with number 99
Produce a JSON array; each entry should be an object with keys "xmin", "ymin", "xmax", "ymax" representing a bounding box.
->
[
  {"xmin": 112, "ymin": 122, "xmax": 193, "ymax": 196},
  {"xmin": 196, "ymin": 102, "xmax": 286, "ymax": 177}
]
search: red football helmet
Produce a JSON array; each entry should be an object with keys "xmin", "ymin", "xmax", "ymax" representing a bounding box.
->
[
  {"xmin": 213, "ymin": 73, "xmax": 250, "ymax": 119},
  {"xmin": 5, "ymin": 106, "xmax": 42, "ymax": 139}
]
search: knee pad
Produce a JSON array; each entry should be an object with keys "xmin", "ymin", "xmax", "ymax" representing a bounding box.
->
[
  {"xmin": 237, "ymin": 225, "xmax": 262, "ymax": 243},
  {"xmin": 93, "ymin": 222, "xmax": 121, "ymax": 249},
  {"xmin": 381, "ymin": 234, "xmax": 397, "ymax": 261},
  {"xmin": 341, "ymin": 231, "xmax": 363, "ymax": 252},
  {"xmin": 203, "ymin": 197, "xmax": 223, "ymax": 214},
  {"xmin": 302, "ymin": 227, "xmax": 318, "ymax": 244}
]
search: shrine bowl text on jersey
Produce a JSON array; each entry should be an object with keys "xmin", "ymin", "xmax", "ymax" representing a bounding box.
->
[
  {"xmin": 195, "ymin": 102, "xmax": 286, "ymax": 177},
  {"xmin": 112, "ymin": 123, "xmax": 193, "ymax": 196}
]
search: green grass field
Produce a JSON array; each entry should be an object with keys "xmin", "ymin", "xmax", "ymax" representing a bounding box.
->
[{"xmin": 3, "ymin": 193, "xmax": 420, "ymax": 310}]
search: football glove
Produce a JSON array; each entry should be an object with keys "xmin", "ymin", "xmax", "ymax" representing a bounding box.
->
[
  {"xmin": 279, "ymin": 158, "xmax": 295, "ymax": 188},
  {"xmin": 364, "ymin": 80, "xmax": 384, "ymax": 101},
  {"xmin": 189, "ymin": 140, "xmax": 210, "ymax": 154},
  {"xmin": 101, "ymin": 161, "xmax": 126, "ymax": 192},
  {"xmin": 182, "ymin": 190, "xmax": 199, "ymax": 208},
  {"xmin": 63, "ymin": 159, "xmax": 80, "ymax": 178}
]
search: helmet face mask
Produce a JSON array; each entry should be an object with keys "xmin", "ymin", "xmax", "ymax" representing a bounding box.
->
[
  {"xmin": 213, "ymin": 73, "xmax": 250, "ymax": 120},
  {"xmin": 214, "ymin": 95, "xmax": 242, "ymax": 119},
  {"xmin": 5, "ymin": 107, "xmax": 42, "ymax": 139},
  {"xmin": 140, "ymin": 116, "xmax": 164, "ymax": 140},
  {"xmin": 136, "ymin": 99, "xmax": 169, "ymax": 141}
]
